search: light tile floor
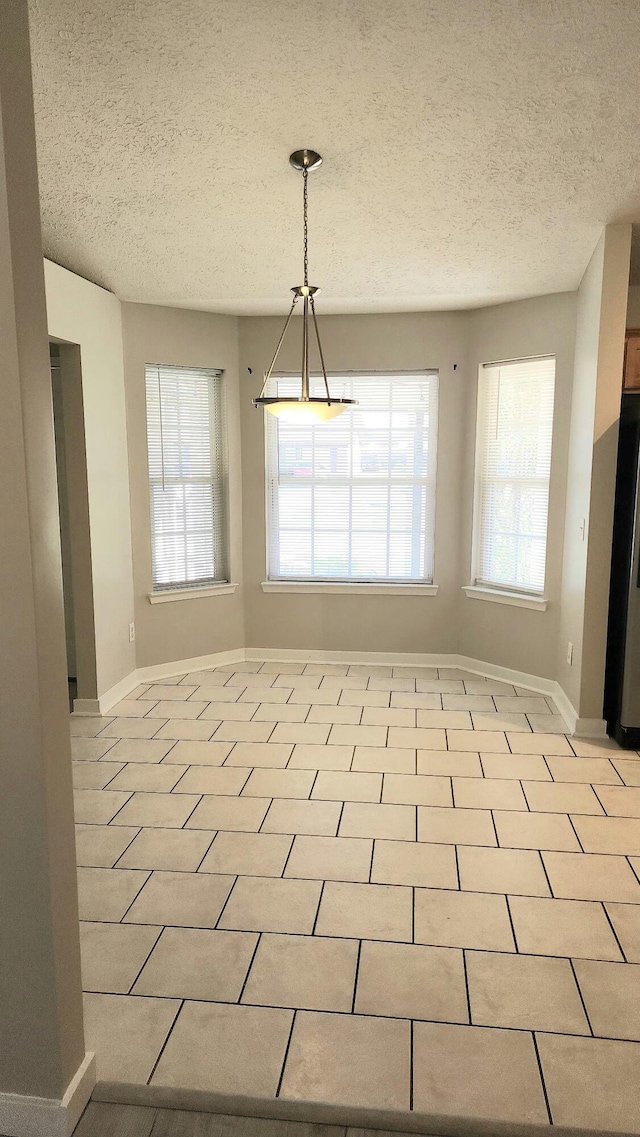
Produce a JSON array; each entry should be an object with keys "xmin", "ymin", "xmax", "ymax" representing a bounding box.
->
[{"xmin": 72, "ymin": 664, "xmax": 640, "ymax": 1135}]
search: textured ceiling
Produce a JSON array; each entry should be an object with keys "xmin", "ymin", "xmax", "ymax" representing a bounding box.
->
[{"xmin": 28, "ymin": 0, "xmax": 640, "ymax": 314}]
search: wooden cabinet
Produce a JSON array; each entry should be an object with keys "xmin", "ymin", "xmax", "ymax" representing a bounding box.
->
[{"xmin": 624, "ymin": 331, "xmax": 640, "ymax": 391}]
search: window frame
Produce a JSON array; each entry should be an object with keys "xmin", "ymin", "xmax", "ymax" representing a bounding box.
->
[
  {"xmin": 263, "ymin": 369, "xmax": 439, "ymax": 586},
  {"xmin": 470, "ymin": 354, "xmax": 556, "ymax": 600},
  {"xmin": 145, "ymin": 362, "xmax": 229, "ymax": 595}
]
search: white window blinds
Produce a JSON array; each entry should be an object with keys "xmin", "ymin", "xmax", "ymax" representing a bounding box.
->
[
  {"xmin": 145, "ymin": 364, "xmax": 227, "ymax": 591},
  {"xmin": 473, "ymin": 356, "xmax": 556, "ymax": 595},
  {"xmin": 266, "ymin": 372, "xmax": 438, "ymax": 582}
]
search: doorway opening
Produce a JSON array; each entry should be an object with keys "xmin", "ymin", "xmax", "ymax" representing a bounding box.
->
[{"xmin": 49, "ymin": 340, "xmax": 98, "ymax": 710}]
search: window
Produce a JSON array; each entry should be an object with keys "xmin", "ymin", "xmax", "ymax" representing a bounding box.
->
[
  {"xmin": 145, "ymin": 364, "xmax": 227, "ymax": 591},
  {"xmin": 472, "ymin": 356, "xmax": 556, "ymax": 595},
  {"xmin": 265, "ymin": 372, "xmax": 438, "ymax": 582}
]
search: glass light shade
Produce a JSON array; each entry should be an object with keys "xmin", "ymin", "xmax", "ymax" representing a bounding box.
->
[{"xmin": 264, "ymin": 399, "xmax": 349, "ymax": 423}]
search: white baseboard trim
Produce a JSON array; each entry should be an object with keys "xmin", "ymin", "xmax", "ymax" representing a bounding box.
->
[
  {"xmin": 246, "ymin": 649, "xmax": 607, "ymax": 736},
  {"xmin": 550, "ymin": 682, "xmax": 579, "ymax": 734},
  {"xmin": 60, "ymin": 1052, "xmax": 95, "ymax": 1134},
  {"xmin": 550, "ymin": 684, "xmax": 607, "ymax": 738},
  {"xmin": 454, "ymin": 654, "xmax": 558, "ymax": 697},
  {"xmin": 73, "ymin": 644, "xmax": 608, "ymax": 738},
  {"xmin": 83, "ymin": 648, "xmax": 246, "ymax": 715},
  {"xmin": 135, "ymin": 647, "xmax": 245, "ymax": 685},
  {"xmin": 74, "ymin": 666, "xmax": 141, "ymax": 715},
  {"xmin": 573, "ymin": 716, "xmax": 608, "ymax": 738},
  {"xmin": 72, "ymin": 698, "xmax": 101, "ymax": 715},
  {"xmin": 245, "ymin": 647, "xmax": 462, "ymax": 667},
  {"xmin": 0, "ymin": 1052, "xmax": 95, "ymax": 1137}
]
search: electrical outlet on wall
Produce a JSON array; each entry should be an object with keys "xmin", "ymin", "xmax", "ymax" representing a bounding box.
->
[
  {"xmin": 129, "ymin": 622, "xmax": 135, "ymax": 643},
  {"xmin": 566, "ymin": 641, "xmax": 573, "ymax": 665}
]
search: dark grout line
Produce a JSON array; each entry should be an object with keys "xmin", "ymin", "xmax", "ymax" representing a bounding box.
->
[
  {"xmin": 335, "ymin": 799, "xmax": 346, "ymax": 838},
  {"xmin": 542, "ymin": 754, "xmax": 554, "ymax": 781},
  {"xmin": 489, "ymin": 808, "xmax": 501, "ymax": 848},
  {"xmin": 127, "ymin": 924, "xmax": 165, "ymax": 994},
  {"xmin": 213, "ymin": 874, "xmax": 239, "ymax": 929},
  {"xmin": 117, "ymin": 869, "xmax": 154, "ymax": 923},
  {"xmin": 627, "ymin": 855, "xmax": 640, "ymax": 888},
  {"xmin": 461, "ymin": 947, "xmax": 472, "ymax": 1024},
  {"xmin": 520, "ymin": 780, "xmax": 532, "ymax": 813},
  {"xmin": 531, "ymin": 1031, "xmax": 554, "ymax": 1126},
  {"xmin": 99, "ymin": 763, "xmax": 129, "ymax": 790},
  {"xmin": 537, "ymin": 848, "xmax": 554, "ymax": 898},
  {"xmin": 409, "ymin": 1017, "xmax": 414, "ymax": 1111},
  {"xmin": 237, "ymin": 930, "xmax": 263, "ymax": 1003},
  {"xmin": 601, "ymin": 902, "xmax": 628, "ymax": 961},
  {"xmin": 80, "ymin": 914, "xmax": 640, "ymax": 969},
  {"xmin": 368, "ymin": 839, "xmax": 376, "ymax": 884},
  {"xmin": 567, "ymin": 813, "xmax": 585, "ymax": 852},
  {"xmin": 110, "ymin": 826, "xmax": 144, "ymax": 869},
  {"xmin": 592, "ymin": 784, "xmax": 609, "ymax": 814},
  {"xmin": 280, "ymin": 834, "xmax": 297, "ymax": 878},
  {"xmin": 145, "ymin": 999, "xmax": 185, "ymax": 1086},
  {"xmin": 504, "ymin": 894, "xmax": 519, "ymax": 952},
  {"xmin": 275, "ymin": 1009, "xmax": 297, "ymax": 1099},
  {"xmin": 194, "ymin": 830, "xmax": 219, "ymax": 873},
  {"xmin": 570, "ymin": 956, "xmax": 595, "ymax": 1037},
  {"xmin": 308, "ymin": 769, "xmax": 320, "ymax": 800},
  {"xmin": 102, "ymin": 790, "xmax": 135, "ymax": 825},
  {"xmin": 257, "ymin": 797, "xmax": 275, "ymax": 833},
  {"xmin": 311, "ymin": 880, "xmax": 325, "ymax": 935},
  {"xmin": 350, "ymin": 939, "xmax": 363, "ymax": 1014},
  {"xmin": 521, "ymin": 778, "xmax": 532, "ymax": 812},
  {"xmin": 179, "ymin": 793, "xmax": 204, "ymax": 829}
]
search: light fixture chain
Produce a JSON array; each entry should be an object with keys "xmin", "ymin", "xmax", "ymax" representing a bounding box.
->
[
  {"xmin": 303, "ymin": 166, "xmax": 309, "ymax": 287},
  {"xmin": 252, "ymin": 149, "xmax": 357, "ymax": 418}
]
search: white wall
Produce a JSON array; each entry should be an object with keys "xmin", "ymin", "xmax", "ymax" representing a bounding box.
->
[{"xmin": 44, "ymin": 261, "xmax": 136, "ymax": 699}]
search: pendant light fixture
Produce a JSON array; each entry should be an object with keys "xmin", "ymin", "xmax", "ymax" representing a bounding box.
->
[{"xmin": 252, "ymin": 149, "xmax": 356, "ymax": 423}]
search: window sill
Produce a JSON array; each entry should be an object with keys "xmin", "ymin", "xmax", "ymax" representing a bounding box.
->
[
  {"xmin": 462, "ymin": 585, "xmax": 548, "ymax": 611},
  {"xmin": 148, "ymin": 583, "xmax": 238, "ymax": 604},
  {"xmin": 261, "ymin": 581, "xmax": 438, "ymax": 596}
]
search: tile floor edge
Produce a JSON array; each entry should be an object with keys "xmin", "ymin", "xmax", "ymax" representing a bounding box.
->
[
  {"xmin": 93, "ymin": 649, "xmax": 584, "ymax": 735},
  {"xmin": 90, "ymin": 1082, "xmax": 634, "ymax": 1137}
]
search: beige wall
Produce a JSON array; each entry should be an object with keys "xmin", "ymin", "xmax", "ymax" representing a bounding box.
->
[
  {"xmin": 459, "ymin": 292, "xmax": 577, "ymax": 680},
  {"xmin": 44, "ymin": 260, "xmax": 136, "ymax": 698},
  {"xmin": 557, "ymin": 225, "xmax": 631, "ymax": 720},
  {"xmin": 0, "ymin": 0, "xmax": 85, "ymax": 1107},
  {"xmin": 121, "ymin": 303, "xmax": 244, "ymax": 668},
  {"xmin": 240, "ymin": 311, "xmax": 468, "ymax": 654}
]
